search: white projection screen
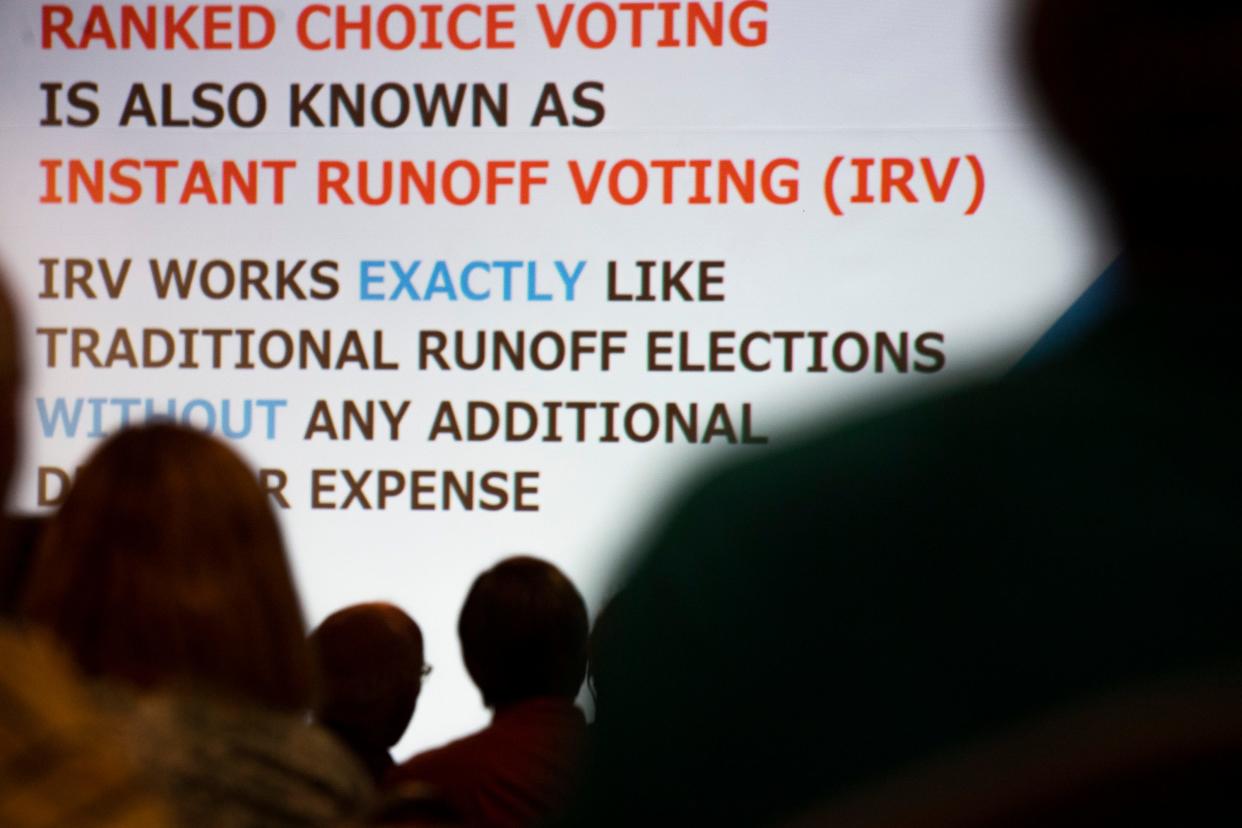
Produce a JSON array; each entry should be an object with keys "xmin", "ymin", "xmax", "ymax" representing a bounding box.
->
[{"xmin": 0, "ymin": 0, "xmax": 1112, "ymax": 754}]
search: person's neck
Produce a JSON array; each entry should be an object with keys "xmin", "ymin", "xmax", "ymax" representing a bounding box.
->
[{"xmin": 492, "ymin": 695, "xmax": 578, "ymax": 717}]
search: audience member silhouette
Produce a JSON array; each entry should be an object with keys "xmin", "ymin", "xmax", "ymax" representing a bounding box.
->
[
  {"xmin": 0, "ymin": 277, "xmax": 169, "ymax": 826},
  {"xmin": 388, "ymin": 557, "xmax": 589, "ymax": 828},
  {"xmin": 565, "ymin": 2, "xmax": 1242, "ymax": 825},
  {"xmin": 311, "ymin": 602, "xmax": 428, "ymax": 782},
  {"xmin": 0, "ymin": 279, "xmax": 18, "ymax": 503},
  {"xmin": 0, "ymin": 512, "xmax": 43, "ymax": 617},
  {"xmin": 22, "ymin": 423, "xmax": 372, "ymax": 828}
]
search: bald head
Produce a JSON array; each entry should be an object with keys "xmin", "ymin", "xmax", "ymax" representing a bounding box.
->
[{"xmin": 311, "ymin": 602, "xmax": 425, "ymax": 754}]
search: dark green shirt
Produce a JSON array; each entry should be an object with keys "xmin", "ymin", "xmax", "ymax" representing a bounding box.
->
[{"xmin": 573, "ymin": 295, "xmax": 1242, "ymax": 826}]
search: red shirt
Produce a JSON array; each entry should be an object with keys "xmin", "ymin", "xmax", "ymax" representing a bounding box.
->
[{"xmin": 387, "ymin": 698, "xmax": 587, "ymax": 828}]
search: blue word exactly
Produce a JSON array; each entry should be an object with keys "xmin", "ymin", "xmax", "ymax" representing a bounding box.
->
[{"xmin": 360, "ymin": 259, "xmax": 585, "ymax": 302}]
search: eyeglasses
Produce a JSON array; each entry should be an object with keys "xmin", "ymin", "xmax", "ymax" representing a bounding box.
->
[{"xmin": 420, "ymin": 663, "xmax": 434, "ymax": 684}]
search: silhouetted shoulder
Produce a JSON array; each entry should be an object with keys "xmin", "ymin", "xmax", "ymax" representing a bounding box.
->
[
  {"xmin": 652, "ymin": 296, "xmax": 1237, "ymax": 561},
  {"xmin": 0, "ymin": 628, "xmax": 169, "ymax": 827},
  {"xmin": 582, "ymin": 298, "xmax": 1242, "ymax": 826},
  {"xmin": 116, "ymin": 689, "xmax": 373, "ymax": 828}
]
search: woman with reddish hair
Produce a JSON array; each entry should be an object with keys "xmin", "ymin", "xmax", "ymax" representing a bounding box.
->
[{"xmin": 23, "ymin": 423, "xmax": 372, "ymax": 827}]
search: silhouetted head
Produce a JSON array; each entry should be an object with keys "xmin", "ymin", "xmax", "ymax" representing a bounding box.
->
[
  {"xmin": 459, "ymin": 556, "xmax": 588, "ymax": 709},
  {"xmin": 1025, "ymin": 2, "xmax": 1242, "ymax": 282},
  {"xmin": 0, "ymin": 514, "xmax": 45, "ymax": 618},
  {"xmin": 0, "ymin": 276, "xmax": 25, "ymax": 614},
  {"xmin": 22, "ymin": 423, "xmax": 313, "ymax": 711},
  {"xmin": 0, "ymin": 277, "xmax": 20, "ymax": 502},
  {"xmin": 310, "ymin": 602, "xmax": 425, "ymax": 766}
]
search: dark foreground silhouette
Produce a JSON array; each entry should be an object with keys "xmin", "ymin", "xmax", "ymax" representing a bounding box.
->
[{"xmin": 565, "ymin": 2, "xmax": 1242, "ymax": 825}]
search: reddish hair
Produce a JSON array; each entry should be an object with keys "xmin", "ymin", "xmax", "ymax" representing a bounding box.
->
[{"xmin": 22, "ymin": 424, "xmax": 313, "ymax": 710}]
